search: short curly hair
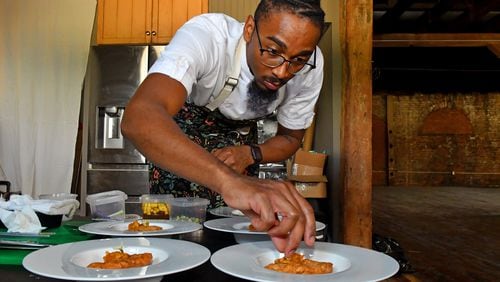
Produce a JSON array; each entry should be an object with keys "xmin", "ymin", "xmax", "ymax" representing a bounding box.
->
[{"xmin": 254, "ymin": 0, "xmax": 325, "ymax": 34}]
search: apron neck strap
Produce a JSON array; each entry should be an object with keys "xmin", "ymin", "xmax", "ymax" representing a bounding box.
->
[{"xmin": 205, "ymin": 36, "xmax": 245, "ymax": 111}]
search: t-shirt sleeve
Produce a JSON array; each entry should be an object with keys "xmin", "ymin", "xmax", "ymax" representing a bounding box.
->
[
  {"xmin": 148, "ymin": 17, "xmax": 216, "ymax": 95},
  {"xmin": 276, "ymin": 48, "xmax": 325, "ymax": 130}
]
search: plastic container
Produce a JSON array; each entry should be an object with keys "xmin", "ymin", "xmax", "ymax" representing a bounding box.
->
[
  {"xmin": 141, "ymin": 194, "xmax": 173, "ymax": 219},
  {"xmin": 38, "ymin": 193, "xmax": 78, "ymax": 201},
  {"xmin": 169, "ymin": 197, "xmax": 210, "ymax": 223},
  {"xmin": 86, "ymin": 191, "xmax": 127, "ymax": 221}
]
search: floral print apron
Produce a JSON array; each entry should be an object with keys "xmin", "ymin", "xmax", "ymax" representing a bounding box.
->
[{"xmin": 149, "ymin": 103, "xmax": 260, "ymax": 209}]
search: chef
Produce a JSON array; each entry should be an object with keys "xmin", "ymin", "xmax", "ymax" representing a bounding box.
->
[{"xmin": 122, "ymin": 0, "xmax": 325, "ymax": 255}]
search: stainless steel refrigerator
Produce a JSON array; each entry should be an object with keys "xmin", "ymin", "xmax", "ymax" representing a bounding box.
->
[{"xmin": 80, "ymin": 45, "xmax": 165, "ymax": 214}]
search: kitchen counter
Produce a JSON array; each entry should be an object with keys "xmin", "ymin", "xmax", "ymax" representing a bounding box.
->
[{"xmin": 0, "ymin": 214, "xmax": 249, "ymax": 282}]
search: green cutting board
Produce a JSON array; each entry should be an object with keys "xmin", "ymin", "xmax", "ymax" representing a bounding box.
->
[{"xmin": 0, "ymin": 220, "xmax": 97, "ymax": 265}]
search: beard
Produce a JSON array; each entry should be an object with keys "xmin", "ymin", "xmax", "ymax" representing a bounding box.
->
[{"xmin": 246, "ymin": 79, "xmax": 279, "ymax": 117}]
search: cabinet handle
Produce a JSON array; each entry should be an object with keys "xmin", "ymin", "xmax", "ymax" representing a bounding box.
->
[
  {"xmin": 145, "ymin": 31, "xmax": 151, "ymax": 36},
  {"xmin": 151, "ymin": 31, "xmax": 157, "ymax": 36}
]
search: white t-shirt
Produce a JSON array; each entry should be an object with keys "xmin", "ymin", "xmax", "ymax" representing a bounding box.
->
[{"xmin": 148, "ymin": 13, "xmax": 324, "ymax": 130}]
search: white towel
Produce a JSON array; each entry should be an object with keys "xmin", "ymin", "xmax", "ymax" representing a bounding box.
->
[
  {"xmin": 0, "ymin": 206, "xmax": 45, "ymax": 233},
  {"xmin": 0, "ymin": 194, "xmax": 80, "ymax": 222}
]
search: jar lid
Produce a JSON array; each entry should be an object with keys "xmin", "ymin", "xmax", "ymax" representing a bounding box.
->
[{"xmin": 169, "ymin": 197, "xmax": 210, "ymax": 207}]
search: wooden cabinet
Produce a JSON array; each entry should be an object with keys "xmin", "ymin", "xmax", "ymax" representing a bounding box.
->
[{"xmin": 96, "ymin": 0, "xmax": 208, "ymax": 45}]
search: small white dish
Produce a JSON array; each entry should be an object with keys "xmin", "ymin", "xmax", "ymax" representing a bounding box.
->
[
  {"xmin": 79, "ymin": 220, "xmax": 202, "ymax": 237},
  {"xmin": 203, "ymin": 217, "xmax": 326, "ymax": 243},
  {"xmin": 208, "ymin": 206, "xmax": 244, "ymax": 217}
]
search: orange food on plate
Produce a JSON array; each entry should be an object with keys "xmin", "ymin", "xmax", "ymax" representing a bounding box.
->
[
  {"xmin": 127, "ymin": 220, "xmax": 162, "ymax": 232},
  {"xmin": 265, "ymin": 253, "xmax": 333, "ymax": 274},
  {"xmin": 87, "ymin": 249, "xmax": 153, "ymax": 269}
]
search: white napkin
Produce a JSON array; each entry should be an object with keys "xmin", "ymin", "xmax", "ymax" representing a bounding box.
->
[
  {"xmin": 0, "ymin": 194, "xmax": 80, "ymax": 222},
  {"xmin": 0, "ymin": 205, "xmax": 45, "ymax": 233}
]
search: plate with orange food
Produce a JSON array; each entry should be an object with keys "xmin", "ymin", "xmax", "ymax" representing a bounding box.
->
[
  {"xmin": 23, "ymin": 237, "xmax": 210, "ymax": 281},
  {"xmin": 78, "ymin": 219, "xmax": 202, "ymax": 237},
  {"xmin": 211, "ymin": 241, "xmax": 399, "ymax": 282}
]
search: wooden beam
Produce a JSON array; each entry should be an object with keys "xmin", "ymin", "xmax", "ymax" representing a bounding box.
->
[
  {"xmin": 340, "ymin": 0, "xmax": 373, "ymax": 248},
  {"xmin": 487, "ymin": 43, "xmax": 500, "ymax": 58},
  {"xmin": 373, "ymin": 33, "xmax": 500, "ymax": 47}
]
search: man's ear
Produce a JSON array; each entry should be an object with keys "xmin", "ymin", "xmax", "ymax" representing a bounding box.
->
[{"xmin": 243, "ymin": 15, "xmax": 255, "ymax": 43}]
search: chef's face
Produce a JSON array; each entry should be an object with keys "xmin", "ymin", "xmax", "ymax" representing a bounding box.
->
[{"xmin": 243, "ymin": 12, "xmax": 321, "ymax": 92}]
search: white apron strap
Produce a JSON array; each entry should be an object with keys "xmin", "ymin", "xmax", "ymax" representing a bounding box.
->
[{"xmin": 205, "ymin": 36, "xmax": 245, "ymax": 111}]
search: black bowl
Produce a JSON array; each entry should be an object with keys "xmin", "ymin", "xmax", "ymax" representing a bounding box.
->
[{"xmin": 35, "ymin": 212, "xmax": 63, "ymax": 228}]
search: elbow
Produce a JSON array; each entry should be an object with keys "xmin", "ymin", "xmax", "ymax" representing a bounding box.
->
[{"xmin": 120, "ymin": 110, "xmax": 136, "ymax": 141}]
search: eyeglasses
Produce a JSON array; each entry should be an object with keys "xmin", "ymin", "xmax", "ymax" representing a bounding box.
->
[{"xmin": 254, "ymin": 21, "xmax": 316, "ymax": 75}]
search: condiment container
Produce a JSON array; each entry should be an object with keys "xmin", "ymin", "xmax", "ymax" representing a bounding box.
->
[
  {"xmin": 141, "ymin": 194, "xmax": 173, "ymax": 219},
  {"xmin": 169, "ymin": 197, "xmax": 210, "ymax": 223}
]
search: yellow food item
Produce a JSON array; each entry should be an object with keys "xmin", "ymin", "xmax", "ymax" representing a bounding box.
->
[
  {"xmin": 265, "ymin": 253, "xmax": 333, "ymax": 274},
  {"xmin": 142, "ymin": 202, "xmax": 169, "ymax": 219},
  {"xmin": 87, "ymin": 249, "xmax": 153, "ymax": 269},
  {"xmin": 127, "ymin": 220, "xmax": 162, "ymax": 232}
]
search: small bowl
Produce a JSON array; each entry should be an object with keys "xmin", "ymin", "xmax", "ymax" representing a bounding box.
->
[
  {"xmin": 38, "ymin": 193, "xmax": 78, "ymax": 201},
  {"xmin": 36, "ymin": 212, "xmax": 63, "ymax": 228}
]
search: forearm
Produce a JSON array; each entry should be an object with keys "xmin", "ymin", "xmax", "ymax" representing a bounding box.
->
[
  {"xmin": 124, "ymin": 110, "xmax": 234, "ymax": 193},
  {"xmin": 259, "ymin": 126, "xmax": 305, "ymax": 163},
  {"xmin": 121, "ymin": 74, "xmax": 237, "ymax": 195}
]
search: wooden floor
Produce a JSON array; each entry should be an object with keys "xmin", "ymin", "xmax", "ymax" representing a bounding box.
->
[{"xmin": 373, "ymin": 186, "xmax": 500, "ymax": 282}]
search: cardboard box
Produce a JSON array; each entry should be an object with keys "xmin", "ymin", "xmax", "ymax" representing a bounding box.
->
[
  {"xmin": 288, "ymin": 175, "xmax": 328, "ymax": 198},
  {"xmin": 286, "ymin": 150, "xmax": 328, "ymax": 198},
  {"xmin": 292, "ymin": 150, "xmax": 327, "ymax": 176}
]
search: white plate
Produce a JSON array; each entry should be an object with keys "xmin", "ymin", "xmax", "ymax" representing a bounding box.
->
[
  {"xmin": 79, "ymin": 220, "xmax": 202, "ymax": 237},
  {"xmin": 204, "ymin": 217, "xmax": 326, "ymax": 243},
  {"xmin": 211, "ymin": 241, "xmax": 399, "ymax": 282},
  {"xmin": 23, "ymin": 237, "xmax": 211, "ymax": 281},
  {"xmin": 208, "ymin": 206, "xmax": 244, "ymax": 217}
]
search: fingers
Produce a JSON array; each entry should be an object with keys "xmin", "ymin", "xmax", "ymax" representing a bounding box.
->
[
  {"xmin": 257, "ymin": 180, "xmax": 316, "ymax": 255},
  {"xmin": 211, "ymin": 147, "xmax": 249, "ymax": 174},
  {"xmin": 246, "ymin": 192, "xmax": 278, "ymax": 231},
  {"xmin": 221, "ymin": 176, "xmax": 316, "ymax": 255},
  {"xmin": 297, "ymin": 195, "xmax": 316, "ymax": 246}
]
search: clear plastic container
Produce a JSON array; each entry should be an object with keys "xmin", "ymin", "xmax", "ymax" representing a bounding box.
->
[
  {"xmin": 169, "ymin": 197, "xmax": 210, "ymax": 223},
  {"xmin": 86, "ymin": 191, "xmax": 127, "ymax": 221},
  {"xmin": 141, "ymin": 194, "xmax": 173, "ymax": 219}
]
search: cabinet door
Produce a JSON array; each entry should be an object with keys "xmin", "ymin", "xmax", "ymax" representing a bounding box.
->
[
  {"xmin": 151, "ymin": 0, "xmax": 208, "ymax": 44},
  {"xmin": 97, "ymin": 0, "xmax": 153, "ymax": 45}
]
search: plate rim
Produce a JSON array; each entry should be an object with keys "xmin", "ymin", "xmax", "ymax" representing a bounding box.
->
[
  {"xmin": 78, "ymin": 219, "xmax": 202, "ymax": 237},
  {"xmin": 210, "ymin": 241, "xmax": 400, "ymax": 282},
  {"xmin": 208, "ymin": 206, "xmax": 244, "ymax": 217},
  {"xmin": 22, "ymin": 237, "xmax": 211, "ymax": 281},
  {"xmin": 203, "ymin": 217, "xmax": 326, "ymax": 235}
]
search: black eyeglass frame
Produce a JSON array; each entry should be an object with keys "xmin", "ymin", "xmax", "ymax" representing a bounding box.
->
[{"xmin": 254, "ymin": 20, "xmax": 316, "ymax": 75}]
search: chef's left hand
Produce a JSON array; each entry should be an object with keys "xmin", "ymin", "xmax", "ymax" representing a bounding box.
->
[{"xmin": 212, "ymin": 145, "xmax": 254, "ymax": 174}]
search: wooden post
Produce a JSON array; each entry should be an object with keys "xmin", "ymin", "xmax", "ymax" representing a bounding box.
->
[{"xmin": 340, "ymin": 0, "xmax": 373, "ymax": 247}]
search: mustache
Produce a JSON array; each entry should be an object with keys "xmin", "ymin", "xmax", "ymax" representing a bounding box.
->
[{"xmin": 264, "ymin": 76, "xmax": 286, "ymax": 85}]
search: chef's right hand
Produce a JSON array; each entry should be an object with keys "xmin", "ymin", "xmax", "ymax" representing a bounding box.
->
[{"xmin": 220, "ymin": 175, "xmax": 316, "ymax": 256}]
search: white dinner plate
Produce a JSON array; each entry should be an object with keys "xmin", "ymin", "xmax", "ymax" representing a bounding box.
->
[
  {"xmin": 208, "ymin": 206, "xmax": 244, "ymax": 217},
  {"xmin": 23, "ymin": 237, "xmax": 211, "ymax": 281},
  {"xmin": 211, "ymin": 241, "xmax": 399, "ymax": 282},
  {"xmin": 204, "ymin": 217, "xmax": 326, "ymax": 243},
  {"xmin": 79, "ymin": 220, "xmax": 202, "ymax": 237}
]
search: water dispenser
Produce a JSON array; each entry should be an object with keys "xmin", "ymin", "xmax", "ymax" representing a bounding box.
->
[{"xmin": 96, "ymin": 106, "xmax": 125, "ymax": 149}]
